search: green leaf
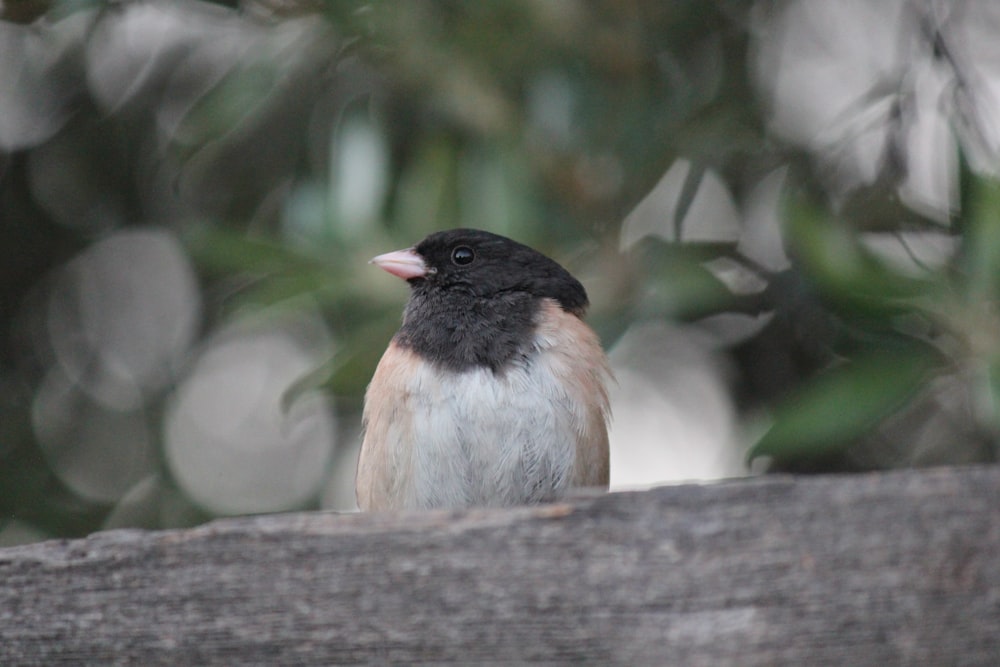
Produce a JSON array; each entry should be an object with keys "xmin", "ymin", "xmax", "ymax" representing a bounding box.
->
[
  {"xmin": 281, "ymin": 356, "xmax": 339, "ymax": 415},
  {"xmin": 750, "ymin": 345, "xmax": 942, "ymax": 464},
  {"xmin": 183, "ymin": 225, "xmax": 344, "ymax": 275},
  {"xmin": 172, "ymin": 64, "xmax": 277, "ymax": 152},
  {"xmin": 392, "ymin": 135, "xmax": 461, "ymax": 236},
  {"xmin": 785, "ymin": 197, "xmax": 935, "ymax": 310},
  {"xmin": 322, "ymin": 313, "xmax": 403, "ymax": 400},
  {"xmin": 963, "ymin": 176, "xmax": 1000, "ymax": 300},
  {"xmin": 984, "ymin": 355, "xmax": 1000, "ymax": 437},
  {"xmin": 633, "ymin": 238, "xmax": 737, "ymax": 320},
  {"xmin": 281, "ymin": 309, "xmax": 403, "ymax": 410}
]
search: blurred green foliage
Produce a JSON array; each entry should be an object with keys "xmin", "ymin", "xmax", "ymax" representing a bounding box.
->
[
  {"xmin": 750, "ymin": 172, "xmax": 1000, "ymax": 469},
  {"xmin": 2, "ymin": 0, "xmax": 1000, "ymax": 542}
]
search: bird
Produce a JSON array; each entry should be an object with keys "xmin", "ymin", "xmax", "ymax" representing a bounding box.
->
[{"xmin": 356, "ymin": 228, "xmax": 612, "ymax": 511}]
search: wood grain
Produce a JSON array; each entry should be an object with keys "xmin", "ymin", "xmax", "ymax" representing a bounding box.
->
[{"xmin": 2, "ymin": 466, "xmax": 999, "ymax": 665}]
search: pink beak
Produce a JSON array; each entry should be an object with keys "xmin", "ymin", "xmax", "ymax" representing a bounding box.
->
[{"xmin": 370, "ymin": 248, "xmax": 429, "ymax": 280}]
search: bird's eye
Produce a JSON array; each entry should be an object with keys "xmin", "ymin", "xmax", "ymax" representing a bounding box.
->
[{"xmin": 451, "ymin": 246, "xmax": 475, "ymax": 266}]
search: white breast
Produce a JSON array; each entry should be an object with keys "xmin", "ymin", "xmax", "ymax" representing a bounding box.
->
[{"xmin": 402, "ymin": 348, "xmax": 581, "ymax": 508}]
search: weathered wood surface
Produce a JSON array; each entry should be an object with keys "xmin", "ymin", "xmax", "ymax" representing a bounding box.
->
[{"xmin": 1, "ymin": 466, "xmax": 999, "ymax": 665}]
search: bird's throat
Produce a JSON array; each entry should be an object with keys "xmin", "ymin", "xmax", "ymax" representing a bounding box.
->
[{"xmin": 395, "ymin": 289, "xmax": 539, "ymax": 373}]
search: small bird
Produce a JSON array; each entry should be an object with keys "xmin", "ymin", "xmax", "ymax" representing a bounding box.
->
[{"xmin": 356, "ymin": 228, "xmax": 611, "ymax": 511}]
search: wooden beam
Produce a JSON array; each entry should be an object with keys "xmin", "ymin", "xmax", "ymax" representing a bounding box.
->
[{"xmin": 2, "ymin": 466, "xmax": 999, "ymax": 664}]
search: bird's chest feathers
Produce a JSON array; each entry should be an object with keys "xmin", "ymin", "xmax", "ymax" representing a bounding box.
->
[{"xmin": 393, "ymin": 340, "xmax": 580, "ymax": 507}]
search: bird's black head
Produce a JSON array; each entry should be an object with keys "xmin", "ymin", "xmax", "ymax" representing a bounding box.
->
[
  {"xmin": 372, "ymin": 229, "xmax": 590, "ymax": 372},
  {"xmin": 410, "ymin": 228, "xmax": 589, "ymax": 316}
]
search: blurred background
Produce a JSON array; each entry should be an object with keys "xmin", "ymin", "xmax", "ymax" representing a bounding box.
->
[{"xmin": 2, "ymin": 0, "xmax": 1000, "ymax": 545}]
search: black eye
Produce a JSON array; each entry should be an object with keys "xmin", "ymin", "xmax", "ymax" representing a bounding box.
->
[{"xmin": 451, "ymin": 246, "xmax": 475, "ymax": 266}]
